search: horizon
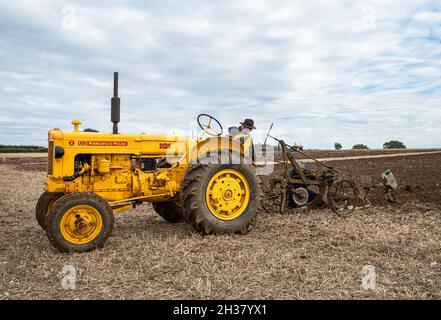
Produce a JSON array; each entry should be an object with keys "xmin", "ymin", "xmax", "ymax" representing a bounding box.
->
[{"xmin": 2, "ymin": 140, "xmax": 441, "ymax": 150}]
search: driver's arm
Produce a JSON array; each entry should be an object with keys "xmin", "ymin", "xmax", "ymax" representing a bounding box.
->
[{"xmin": 233, "ymin": 133, "xmax": 254, "ymax": 161}]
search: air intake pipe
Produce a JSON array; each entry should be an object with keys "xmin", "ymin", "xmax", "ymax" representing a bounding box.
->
[{"xmin": 111, "ymin": 72, "xmax": 120, "ymax": 134}]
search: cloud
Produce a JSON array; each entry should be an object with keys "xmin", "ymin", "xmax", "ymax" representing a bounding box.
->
[{"xmin": 0, "ymin": 0, "xmax": 440, "ymax": 149}]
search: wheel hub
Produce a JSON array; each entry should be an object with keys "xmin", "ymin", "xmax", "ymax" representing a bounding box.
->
[
  {"xmin": 60, "ymin": 205, "xmax": 103, "ymax": 244},
  {"xmin": 206, "ymin": 169, "xmax": 250, "ymax": 220},
  {"xmin": 223, "ymin": 189, "xmax": 233, "ymax": 200}
]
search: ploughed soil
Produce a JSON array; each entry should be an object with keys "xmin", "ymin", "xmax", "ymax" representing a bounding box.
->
[
  {"xmin": 327, "ymin": 153, "xmax": 441, "ymax": 207},
  {"xmin": 303, "ymin": 148, "xmax": 441, "ymax": 157},
  {"xmin": 0, "ymin": 152, "xmax": 440, "ymax": 299},
  {"xmin": 273, "ymin": 148, "xmax": 441, "ymax": 161},
  {"xmin": 263, "ymin": 152, "xmax": 441, "ymax": 209}
]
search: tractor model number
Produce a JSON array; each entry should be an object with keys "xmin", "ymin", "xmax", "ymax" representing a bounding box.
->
[{"xmin": 159, "ymin": 143, "xmax": 171, "ymax": 149}]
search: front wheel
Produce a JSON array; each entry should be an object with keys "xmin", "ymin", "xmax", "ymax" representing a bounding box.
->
[
  {"xmin": 181, "ymin": 164, "xmax": 259, "ymax": 235},
  {"xmin": 46, "ymin": 192, "xmax": 115, "ymax": 253},
  {"xmin": 35, "ymin": 192, "xmax": 63, "ymax": 230}
]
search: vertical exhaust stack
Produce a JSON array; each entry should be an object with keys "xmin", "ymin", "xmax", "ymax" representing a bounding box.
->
[{"xmin": 111, "ymin": 72, "xmax": 120, "ymax": 134}]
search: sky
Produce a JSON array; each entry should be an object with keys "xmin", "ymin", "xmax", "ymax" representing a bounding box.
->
[{"xmin": 0, "ymin": 0, "xmax": 441, "ymax": 149}]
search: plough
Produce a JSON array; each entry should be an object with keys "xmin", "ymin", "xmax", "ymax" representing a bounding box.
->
[{"xmin": 260, "ymin": 126, "xmax": 372, "ymax": 216}]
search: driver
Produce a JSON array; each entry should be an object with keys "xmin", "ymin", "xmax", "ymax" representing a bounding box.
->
[
  {"xmin": 227, "ymin": 119, "xmax": 256, "ymax": 139},
  {"xmin": 227, "ymin": 118, "xmax": 256, "ymax": 162}
]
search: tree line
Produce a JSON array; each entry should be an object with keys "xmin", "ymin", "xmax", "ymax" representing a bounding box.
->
[
  {"xmin": 334, "ymin": 140, "xmax": 406, "ymax": 150},
  {"xmin": 0, "ymin": 145, "xmax": 48, "ymax": 153}
]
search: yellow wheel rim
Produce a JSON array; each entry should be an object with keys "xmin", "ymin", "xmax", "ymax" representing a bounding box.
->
[
  {"xmin": 205, "ymin": 169, "xmax": 250, "ymax": 220},
  {"xmin": 60, "ymin": 205, "xmax": 103, "ymax": 245}
]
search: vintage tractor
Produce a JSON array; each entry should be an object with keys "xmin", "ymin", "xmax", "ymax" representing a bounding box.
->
[{"xmin": 36, "ymin": 72, "xmax": 260, "ymax": 252}]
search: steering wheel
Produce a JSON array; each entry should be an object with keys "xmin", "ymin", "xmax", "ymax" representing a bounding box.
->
[{"xmin": 197, "ymin": 114, "xmax": 223, "ymax": 136}]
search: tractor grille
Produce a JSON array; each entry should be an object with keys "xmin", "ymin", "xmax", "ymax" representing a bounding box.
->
[{"xmin": 47, "ymin": 141, "xmax": 54, "ymax": 175}]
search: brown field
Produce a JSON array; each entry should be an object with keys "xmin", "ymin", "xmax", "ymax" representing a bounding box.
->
[
  {"xmin": 0, "ymin": 151, "xmax": 440, "ymax": 299},
  {"xmin": 285, "ymin": 147, "xmax": 441, "ymax": 158}
]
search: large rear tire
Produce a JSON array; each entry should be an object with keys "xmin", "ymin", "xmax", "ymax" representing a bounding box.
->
[
  {"xmin": 35, "ymin": 192, "xmax": 63, "ymax": 230},
  {"xmin": 46, "ymin": 192, "xmax": 114, "ymax": 253},
  {"xmin": 181, "ymin": 164, "xmax": 259, "ymax": 235},
  {"xmin": 152, "ymin": 201, "xmax": 184, "ymax": 223}
]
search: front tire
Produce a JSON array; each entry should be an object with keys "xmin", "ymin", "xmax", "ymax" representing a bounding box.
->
[
  {"xmin": 181, "ymin": 164, "xmax": 259, "ymax": 235},
  {"xmin": 35, "ymin": 192, "xmax": 63, "ymax": 230},
  {"xmin": 46, "ymin": 192, "xmax": 115, "ymax": 253}
]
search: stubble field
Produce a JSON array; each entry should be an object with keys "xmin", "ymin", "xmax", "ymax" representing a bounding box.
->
[{"xmin": 0, "ymin": 150, "xmax": 440, "ymax": 299}]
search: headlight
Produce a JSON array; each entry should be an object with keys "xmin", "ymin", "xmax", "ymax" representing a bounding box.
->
[{"xmin": 54, "ymin": 146, "xmax": 65, "ymax": 158}]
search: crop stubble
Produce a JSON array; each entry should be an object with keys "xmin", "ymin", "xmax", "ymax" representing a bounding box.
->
[{"xmin": 0, "ymin": 152, "xmax": 440, "ymax": 299}]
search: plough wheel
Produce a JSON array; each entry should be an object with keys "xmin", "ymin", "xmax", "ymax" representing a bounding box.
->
[{"xmin": 327, "ymin": 179, "xmax": 358, "ymax": 216}]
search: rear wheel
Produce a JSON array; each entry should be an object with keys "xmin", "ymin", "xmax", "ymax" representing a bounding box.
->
[
  {"xmin": 152, "ymin": 201, "xmax": 184, "ymax": 223},
  {"xmin": 35, "ymin": 192, "xmax": 63, "ymax": 230},
  {"xmin": 181, "ymin": 164, "xmax": 259, "ymax": 235},
  {"xmin": 46, "ymin": 193, "xmax": 114, "ymax": 253}
]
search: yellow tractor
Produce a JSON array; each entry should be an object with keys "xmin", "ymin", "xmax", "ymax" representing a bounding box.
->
[{"xmin": 36, "ymin": 72, "xmax": 260, "ymax": 252}]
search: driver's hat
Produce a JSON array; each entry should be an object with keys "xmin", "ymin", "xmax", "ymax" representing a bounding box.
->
[{"xmin": 240, "ymin": 119, "xmax": 256, "ymax": 130}]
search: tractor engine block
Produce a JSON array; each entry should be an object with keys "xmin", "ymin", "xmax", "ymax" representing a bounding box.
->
[{"xmin": 46, "ymin": 154, "xmax": 183, "ymax": 202}]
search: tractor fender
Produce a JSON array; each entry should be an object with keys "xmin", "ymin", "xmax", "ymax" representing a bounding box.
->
[{"xmin": 187, "ymin": 137, "xmax": 249, "ymax": 165}]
